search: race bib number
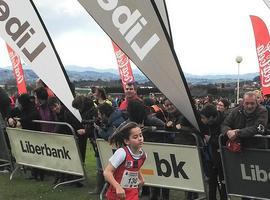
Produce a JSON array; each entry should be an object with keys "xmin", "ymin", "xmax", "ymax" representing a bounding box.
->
[{"xmin": 120, "ymin": 170, "xmax": 138, "ymax": 188}]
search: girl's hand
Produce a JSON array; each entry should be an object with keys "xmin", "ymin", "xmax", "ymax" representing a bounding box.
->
[
  {"xmin": 138, "ymin": 171, "xmax": 145, "ymax": 188},
  {"xmin": 175, "ymin": 123, "xmax": 181, "ymax": 130},
  {"xmin": 8, "ymin": 118, "xmax": 16, "ymax": 128},
  {"xmin": 77, "ymin": 129, "xmax": 85, "ymax": 135},
  {"xmin": 204, "ymin": 135, "xmax": 210, "ymax": 143},
  {"xmin": 116, "ymin": 185, "xmax": 125, "ymax": 200},
  {"xmin": 166, "ymin": 121, "xmax": 173, "ymax": 127},
  {"xmin": 138, "ymin": 177, "xmax": 145, "ymax": 188}
]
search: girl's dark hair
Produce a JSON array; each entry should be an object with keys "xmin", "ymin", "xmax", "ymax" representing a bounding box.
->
[
  {"xmin": 200, "ymin": 104, "xmax": 217, "ymax": 118},
  {"xmin": 219, "ymin": 98, "xmax": 230, "ymax": 109},
  {"xmin": 72, "ymin": 95, "xmax": 94, "ymax": 112},
  {"xmin": 18, "ymin": 93, "xmax": 31, "ymax": 107},
  {"xmin": 96, "ymin": 87, "xmax": 107, "ymax": 100},
  {"xmin": 109, "ymin": 121, "xmax": 139, "ymax": 147},
  {"xmin": 34, "ymin": 87, "xmax": 48, "ymax": 100},
  {"xmin": 48, "ymin": 96, "xmax": 60, "ymax": 107},
  {"xmin": 127, "ymin": 100, "xmax": 146, "ymax": 124},
  {"xmin": 98, "ymin": 103, "xmax": 114, "ymax": 118}
]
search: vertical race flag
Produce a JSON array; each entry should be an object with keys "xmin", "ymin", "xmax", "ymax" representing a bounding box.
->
[
  {"xmin": 0, "ymin": 0, "xmax": 81, "ymax": 121},
  {"xmin": 250, "ymin": 15, "xmax": 270, "ymax": 95},
  {"xmin": 6, "ymin": 44, "xmax": 27, "ymax": 95},
  {"xmin": 78, "ymin": 0, "xmax": 200, "ymax": 130},
  {"xmin": 112, "ymin": 41, "xmax": 135, "ymax": 89}
]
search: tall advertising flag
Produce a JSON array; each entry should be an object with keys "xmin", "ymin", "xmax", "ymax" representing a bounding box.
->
[
  {"xmin": 153, "ymin": 0, "xmax": 172, "ymax": 40},
  {"xmin": 250, "ymin": 15, "xmax": 270, "ymax": 95},
  {"xmin": 263, "ymin": 0, "xmax": 270, "ymax": 10},
  {"xmin": 112, "ymin": 41, "xmax": 135, "ymax": 89},
  {"xmin": 6, "ymin": 44, "xmax": 27, "ymax": 95},
  {"xmin": 0, "ymin": 0, "xmax": 81, "ymax": 121},
  {"xmin": 78, "ymin": 0, "xmax": 200, "ymax": 130}
]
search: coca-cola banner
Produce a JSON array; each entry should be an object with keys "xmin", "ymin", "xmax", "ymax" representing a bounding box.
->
[
  {"xmin": 112, "ymin": 41, "xmax": 135, "ymax": 88},
  {"xmin": 0, "ymin": 0, "xmax": 81, "ymax": 121},
  {"xmin": 250, "ymin": 15, "xmax": 270, "ymax": 95},
  {"xmin": 6, "ymin": 44, "xmax": 27, "ymax": 95},
  {"xmin": 78, "ymin": 0, "xmax": 200, "ymax": 130}
]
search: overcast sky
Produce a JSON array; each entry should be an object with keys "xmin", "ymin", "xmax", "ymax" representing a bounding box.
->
[{"xmin": 0, "ymin": 0, "xmax": 270, "ymax": 75}]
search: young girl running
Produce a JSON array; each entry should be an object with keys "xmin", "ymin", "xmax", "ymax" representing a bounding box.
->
[{"xmin": 104, "ymin": 122, "xmax": 146, "ymax": 200}]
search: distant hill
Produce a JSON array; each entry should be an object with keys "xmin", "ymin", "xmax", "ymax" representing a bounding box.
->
[{"xmin": 0, "ymin": 65, "xmax": 259, "ymax": 85}]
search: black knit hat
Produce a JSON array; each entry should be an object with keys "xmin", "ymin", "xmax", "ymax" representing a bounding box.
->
[
  {"xmin": 200, "ymin": 104, "xmax": 217, "ymax": 118},
  {"xmin": 18, "ymin": 94, "xmax": 31, "ymax": 107}
]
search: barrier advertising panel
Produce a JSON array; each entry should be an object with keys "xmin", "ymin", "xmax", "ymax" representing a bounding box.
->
[
  {"xmin": 6, "ymin": 128, "xmax": 84, "ymax": 176},
  {"xmin": 96, "ymin": 139, "xmax": 205, "ymax": 192},
  {"xmin": 221, "ymin": 147, "xmax": 270, "ymax": 200}
]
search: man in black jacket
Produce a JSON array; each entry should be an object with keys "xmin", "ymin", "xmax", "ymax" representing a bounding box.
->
[
  {"xmin": 221, "ymin": 91, "xmax": 268, "ymax": 200},
  {"xmin": 222, "ymin": 91, "xmax": 268, "ymax": 148}
]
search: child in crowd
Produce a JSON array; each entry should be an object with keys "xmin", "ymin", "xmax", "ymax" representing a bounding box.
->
[{"xmin": 104, "ymin": 122, "xmax": 146, "ymax": 200}]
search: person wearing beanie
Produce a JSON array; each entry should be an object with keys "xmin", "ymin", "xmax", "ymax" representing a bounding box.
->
[
  {"xmin": 34, "ymin": 87, "xmax": 56, "ymax": 133},
  {"xmin": 200, "ymin": 104, "xmax": 227, "ymax": 200},
  {"xmin": 8, "ymin": 94, "xmax": 40, "ymax": 131}
]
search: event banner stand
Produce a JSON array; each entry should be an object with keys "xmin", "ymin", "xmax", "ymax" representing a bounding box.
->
[
  {"xmin": 6, "ymin": 120, "xmax": 87, "ymax": 189},
  {"xmin": 96, "ymin": 131, "xmax": 207, "ymax": 200},
  {"xmin": 219, "ymin": 135, "xmax": 270, "ymax": 200}
]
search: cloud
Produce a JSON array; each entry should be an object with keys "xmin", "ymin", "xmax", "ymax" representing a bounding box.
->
[{"xmin": 33, "ymin": 0, "xmax": 103, "ymax": 37}]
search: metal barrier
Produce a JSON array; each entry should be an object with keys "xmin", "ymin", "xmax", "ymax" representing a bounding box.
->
[
  {"xmin": 96, "ymin": 130, "xmax": 207, "ymax": 200},
  {"xmin": 0, "ymin": 126, "xmax": 12, "ymax": 169},
  {"xmin": 6, "ymin": 120, "xmax": 87, "ymax": 189},
  {"xmin": 219, "ymin": 134, "xmax": 270, "ymax": 200}
]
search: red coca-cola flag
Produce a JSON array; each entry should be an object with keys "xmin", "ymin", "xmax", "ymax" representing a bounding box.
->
[
  {"xmin": 250, "ymin": 15, "xmax": 270, "ymax": 95},
  {"xmin": 6, "ymin": 44, "xmax": 27, "ymax": 95},
  {"xmin": 112, "ymin": 41, "xmax": 135, "ymax": 89}
]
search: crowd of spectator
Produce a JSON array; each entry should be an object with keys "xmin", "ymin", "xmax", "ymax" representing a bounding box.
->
[{"xmin": 1, "ymin": 80, "xmax": 270, "ymax": 200}]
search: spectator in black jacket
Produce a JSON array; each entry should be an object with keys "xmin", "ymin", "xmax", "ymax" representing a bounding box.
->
[
  {"xmin": 72, "ymin": 95, "xmax": 98, "ymax": 188},
  {"xmin": 95, "ymin": 103, "xmax": 125, "ymax": 140},
  {"xmin": 48, "ymin": 96, "xmax": 83, "ymax": 185},
  {"xmin": 126, "ymin": 100, "xmax": 166, "ymax": 200},
  {"xmin": 11, "ymin": 94, "xmax": 40, "ymax": 131},
  {"xmin": 48, "ymin": 97, "xmax": 82, "ymax": 135},
  {"xmin": 222, "ymin": 91, "xmax": 268, "ymax": 200},
  {"xmin": 8, "ymin": 94, "xmax": 43, "ymax": 181},
  {"xmin": 222, "ymin": 91, "xmax": 268, "ymax": 149},
  {"xmin": 201, "ymin": 104, "xmax": 227, "ymax": 200}
]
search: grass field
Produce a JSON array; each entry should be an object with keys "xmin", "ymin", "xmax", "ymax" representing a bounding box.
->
[
  {"xmin": 0, "ymin": 145, "xmax": 98, "ymax": 200},
  {"xmin": 0, "ymin": 145, "xmax": 240, "ymax": 200}
]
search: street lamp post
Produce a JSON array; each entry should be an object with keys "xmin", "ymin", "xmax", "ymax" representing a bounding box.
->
[{"xmin": 236, "ymin": 56, "xmax": 243, "ymax": 104}]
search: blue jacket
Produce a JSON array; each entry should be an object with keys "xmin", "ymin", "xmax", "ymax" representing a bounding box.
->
[{"xmin": 98, "ymin": 109, "xmax": 125, "ymax": 140}]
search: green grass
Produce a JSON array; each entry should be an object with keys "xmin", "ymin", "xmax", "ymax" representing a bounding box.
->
[{"xmin": 0, "ymin": 146, "xmax": 98, "ymax": 200}]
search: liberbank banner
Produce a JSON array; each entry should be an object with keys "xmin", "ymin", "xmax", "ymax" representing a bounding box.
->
[
  {"xmin": 221, "ymin": 147, "xmax": 270, "ymax": 199},
  {"xmin": 96, "ymin": 139, "xmax": 205, "ymax": 192},
  {"xmin": 0, "ymin": 0, "xmax": 81, "ymax": 121},
  {"xmin": 78, "ymin": 0, "xmax": 200, "ymax": 130},
  {"xmin": 6, "ymin": 128, "xmax": 84, "ymax": 176}
]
